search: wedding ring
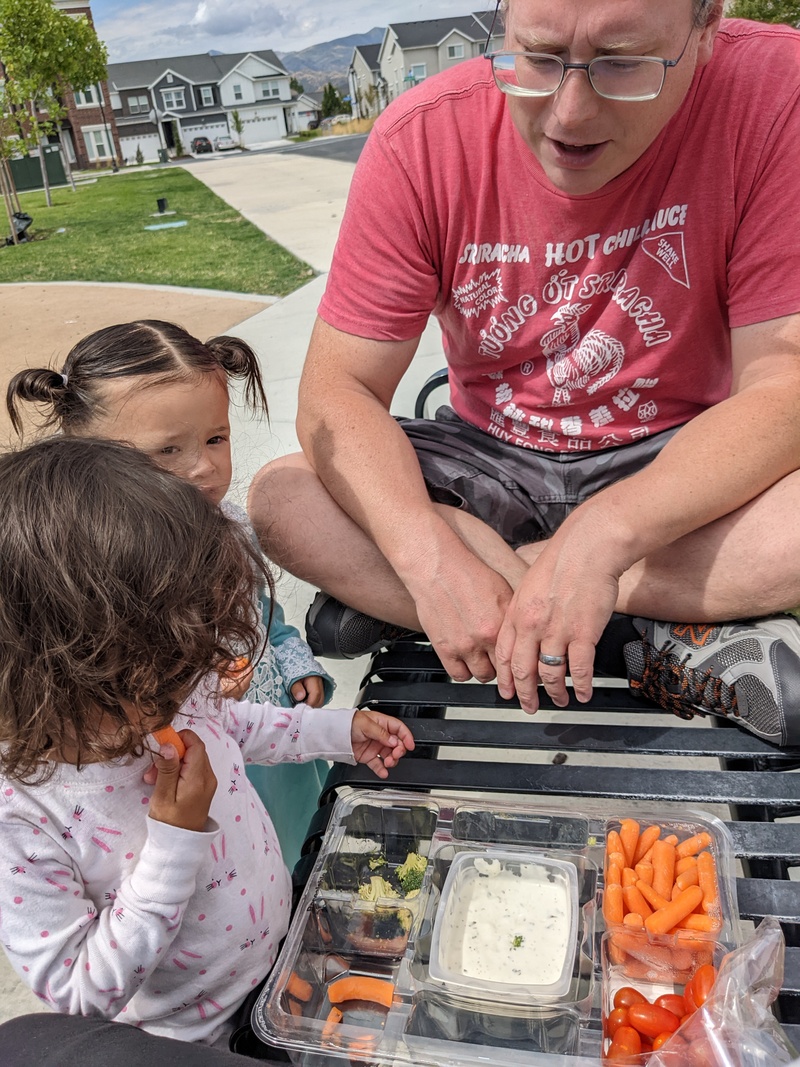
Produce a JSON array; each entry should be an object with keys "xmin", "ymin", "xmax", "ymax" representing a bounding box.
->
[{"xmin": 539, "ymin": 652, "xmax": 567, "ymax": 667}]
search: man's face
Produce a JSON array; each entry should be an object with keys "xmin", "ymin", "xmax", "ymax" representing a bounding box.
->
[{"xmin": 502, "ymin": 0, "xmax": 720, "ymax": 195}]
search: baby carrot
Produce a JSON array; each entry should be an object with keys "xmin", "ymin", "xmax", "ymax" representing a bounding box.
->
[
  {"xmin": 623, "ymin": 912, "xmax": 645, "ymax": 928},
  {"xmin": 607, "ymin": 829, "xmax": 625, "ymax": 858},
  {"xmin": 619, "ymin": 819, "xmax": 640, "ymax": 868},
  {"xmin": 287, "ymin": 972, "xmax": 313, "ymax": 1002},
  {"xmin": 322, "ymin": 1006, "xmax": 343, "ymax": 1040},
  {"xmin": 636, "ymin": 880, "xmax": 671, "ymax": 911},
  {"xmin": 697, "ymin": 850, "xmax": 720, "ymax": 916},
  {"xmin": 675, "ymin": 856, "xmax": 698, "ymax": 876},
  {"xmin": 607, "ymin": 863, "xmax": 622, "ymax": 886},
  {"xmin": 328, "ymin": 976, "xmax": 395, "ymax": 1009},
  {"xmin": 651, "ymin": 839, "xmax": 676, "ymax": 900},
  {"xmin": 604, "ymin": 882, "xmax": 624, "ymax": 924},
  {"xmin": 633, "ymin": 825, "xmax": 662, "ymax": 865},
  {"xmin": 676, "ymin": 913, "xmax": 722, "ymax": 933},
  {"xmin": 622, "ymin": 867, "xmax": 637, "ymax": 888},
  {"xmin": 675, "ymin": 865, "xmax": 700, "ymax": 892},
  {"xmin": 623, "ymin": 884, "xmax": 654, "ymax": 920},
  {"xmin": 635, "ymin": 862, "xmax": 654, "ymax": 886},
  {"xmin": 152, "ymin": 725, "xmax": 186, "ymax": 759},
  {"xmin": 609, "ymin": 850, "xmax": 627, "ymax": 871},
  {"xmin": 675, "ymin": 832, "xmax": 713, "ymax": 859},
  {"xmin": 663, "ymin": 834, "xmax": 679, "ymax": 846},
  {"xmin": 645, "ymin": 885, "xmax": 704, "ymax": 936}
]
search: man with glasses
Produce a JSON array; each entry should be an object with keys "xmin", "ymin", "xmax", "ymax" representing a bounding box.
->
[{"xmin": 249, "ymin": 0, "xmax": 800, "ymax": 746}]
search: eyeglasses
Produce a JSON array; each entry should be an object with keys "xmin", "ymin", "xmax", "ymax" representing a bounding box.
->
[{"xmin": 482, "ymin": 3, "xmax": 696, "ymax": 102}]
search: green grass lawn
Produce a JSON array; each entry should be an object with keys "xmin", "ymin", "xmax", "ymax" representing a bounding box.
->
[{"xmin": 0, "ymin": 168, "xmax": 315, "ymax": 296}]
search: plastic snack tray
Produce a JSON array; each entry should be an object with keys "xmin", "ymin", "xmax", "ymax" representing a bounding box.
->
[{"xmin": 253, "ymin": 790, "xmax": 740, "ymax": 1067}]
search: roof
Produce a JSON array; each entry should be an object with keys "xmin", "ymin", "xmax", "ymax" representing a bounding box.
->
[
  {"xmin": 387, "ymin": 12, "xmax": 493, "ymax": 49},
  {"xmin": 353, "ymin": 43, "xmax": 381, "ymax": 70},
  {"xmin": 107, "ymin": 50, "xmax": 287, "ymax": 90}
]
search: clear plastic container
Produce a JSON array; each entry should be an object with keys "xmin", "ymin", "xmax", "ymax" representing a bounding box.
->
[{"xmin": 428, "ymin": 849, "xmax": 579, "ymax": 1004}]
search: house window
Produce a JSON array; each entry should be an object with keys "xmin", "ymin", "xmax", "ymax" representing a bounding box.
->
[
  {"xmin": 74, "ymin": 84, "xmax": 102, "ymax": 107},
  {"xmin": 199, "ymin": 86, "xmax": 214, "ymax": 106},
  {"xmin": 82, "ymin": 127, "xmax": 112, "ymax": 160},
  {"xmin": 409, "ymin": 64, "xmax": 427, "ymax": 82},
  {"xmin": 260, "ymin": 83, "xmax": 279, "ymax": 99},
  {"xmin": 447, "ymin": 43, "xmax": 465, "ymax": 59},
  {"xmin": 128, "ymin": 94, "xmax": 150, "ymax": 114},
  {"xmin": 233, "ymin": 83, "xmax": 243, "ymax": 101},
  {"xmin": 161, "ymin": 88, "xmax": 185, "ymax": 110}
]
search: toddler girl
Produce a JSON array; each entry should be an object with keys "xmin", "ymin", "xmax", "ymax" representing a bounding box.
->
[
  {"xmin": 0, "ymin": 437, "xmax": 413, "ymax": 1045},
  {"xmin": 7, "ymin": 320, "xmax": 332, "ymax": 868}
]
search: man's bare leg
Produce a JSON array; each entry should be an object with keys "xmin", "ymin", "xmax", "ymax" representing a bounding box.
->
[{"xmin": 248, "ymin": 452, "xmax": 526, "ymax": 628}]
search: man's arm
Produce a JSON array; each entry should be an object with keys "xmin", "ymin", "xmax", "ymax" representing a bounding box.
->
[
  {"xmin": 298, "ymin": 317, "xmax": 515, "ymax": 681},
  {"xmin": 495, "ymin": 312, "xmax": 800, "ymax": 712}
]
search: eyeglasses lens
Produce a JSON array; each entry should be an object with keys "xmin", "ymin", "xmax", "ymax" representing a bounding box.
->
[{"xmin": 492, "ymin": 54, "xmax": 666, "ymax": 101}]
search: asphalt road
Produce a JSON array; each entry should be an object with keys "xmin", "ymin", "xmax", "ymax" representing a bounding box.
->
[{"xmin": 180, "ymin": 134, "xmax": 368, "ymax": 168}]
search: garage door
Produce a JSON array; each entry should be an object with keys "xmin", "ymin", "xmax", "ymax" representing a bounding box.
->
[
  {"xmin": 183, "ymin": 122, "xmax": 228, "ymax": 139},
  {"xmin": 242, "ymin": 113, "xmax": 283, "ymax": 145},
  {"xmin": 120, "ymin": 133, "xmax": 161, "ymax": 163}
]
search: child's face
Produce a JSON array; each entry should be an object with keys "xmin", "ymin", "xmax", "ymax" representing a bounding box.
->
[{"xmin": 89, "ymin": 372, "xmax": 233, "ymax": 505}]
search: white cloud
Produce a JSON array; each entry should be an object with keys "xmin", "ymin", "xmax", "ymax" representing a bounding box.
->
[{"xmin": 93, "ymin": 0, "xmax": 490, "ymax": 61}]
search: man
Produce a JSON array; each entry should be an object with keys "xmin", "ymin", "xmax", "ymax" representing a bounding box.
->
[{"xmin": 249, "ymin": 0, "xmax": 800, "ymax": 745}]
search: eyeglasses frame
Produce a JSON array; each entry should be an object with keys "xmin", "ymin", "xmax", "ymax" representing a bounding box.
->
[{"xmin": 482, "ymin": 2, "xmax": 697, "ymax": 103}]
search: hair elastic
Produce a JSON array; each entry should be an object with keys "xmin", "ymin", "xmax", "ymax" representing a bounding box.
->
[{"xmin": 60, "ymin": 373, "xmax": 69, "ymax": 388}]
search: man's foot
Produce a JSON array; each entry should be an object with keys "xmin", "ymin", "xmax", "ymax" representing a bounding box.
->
[
  {"xmin": 623, "ymin": 615, "xmax": 800, "ymax": 747},
  {"xmin": 305, "ymin": 592, "xmax": 421, "ymax": 660}
]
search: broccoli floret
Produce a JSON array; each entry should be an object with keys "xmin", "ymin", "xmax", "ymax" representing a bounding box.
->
[
  {"xmin": 367, "ymin": 853, "xmax": 388, "ymax": 871},
  {"xmin": 357, "ymin": 876, "xmax": 399, "ymax": 901},
  {"xmin": 396, "ymin": 852, "xmax": 426, "ymax": 895}
]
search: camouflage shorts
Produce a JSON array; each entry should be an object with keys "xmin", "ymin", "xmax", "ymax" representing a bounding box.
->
[{"xmin": 399, "ymin": 407, "xmax": 680, "ymax": 548}]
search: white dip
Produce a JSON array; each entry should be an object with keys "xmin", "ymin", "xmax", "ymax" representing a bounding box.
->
[{"xmin": 439, "ymin": 859, "xmax": 572, "ymax": 987}]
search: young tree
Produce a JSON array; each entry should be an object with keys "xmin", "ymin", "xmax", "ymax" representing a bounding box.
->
[
  {"xmin": 289, "ymin": 76, "xmax": 304, "ymax": 95},
  {"xmin": 321, "ymin": 82, "xmax": 348, "ymax": 118},
  {"xmin": 0, "ymin": 0, "xmax": 108, "ymax": 206},
  {"xmin": 726, "ymin": 0, "xmax": 800, "ymax": 21},
  {"xmin": 230, "ymin": 108, "xmax": 244, "ymax": 147}
]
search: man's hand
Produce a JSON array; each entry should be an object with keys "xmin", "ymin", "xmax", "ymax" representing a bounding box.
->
[
  {"xmin": 495, "ymin": 538, "xmax": 620, "ymax": 713},
  {"xmin": 144, "ymin": 730, "xmax": 217, "ymax": 832},
  {"xmin": 351, "ymin": 710, "xmax": 415, "ymax": 778}
]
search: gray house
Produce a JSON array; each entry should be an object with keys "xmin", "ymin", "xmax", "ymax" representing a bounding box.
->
[
  {"xmin": 377, "ymin": 12, "xmax": 503, "ymax": 103},
  {"xmin": 348, "ymin": 43, "xmax": 382, "ymax": 119},
  {"xmin": 108, "ymin": 50, "xmax": 298, "ymax": 162}
]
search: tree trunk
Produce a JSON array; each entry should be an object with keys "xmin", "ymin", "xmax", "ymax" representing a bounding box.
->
[
  {"xmin": 0, "ymin": 160, "xmax": 19, "ymax": 245},
  {"xmin": 3, "ymin": 156, "xmax": 22, "ymax": 213},
  {"xmin": 57, "ymin": 129, "xmax": 77, "ymax": 192},
  {"xmin": 31, "ymin": 102, "xmax": 52, "ymax": 208}
]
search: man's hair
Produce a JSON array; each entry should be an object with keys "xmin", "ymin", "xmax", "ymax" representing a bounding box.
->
[
  {"xmin": 6, "ymin": 319, "xmax": 269, "ymax": 439},
  {"xmin": 0, "ymin": 436, "xmax": 272, "ymax": 782},
  {"xmin": 498, "ymin": 0, "xmax": 720, "ymax": 31}
]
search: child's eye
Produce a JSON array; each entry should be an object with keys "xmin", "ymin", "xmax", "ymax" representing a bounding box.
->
[
  {"xmin": 208, "ymin": 435, "xmax": 228, "ymax": 445},
  {"xmin": 158, "ymin": 446, "xmax": 179, "ymax": 456}
]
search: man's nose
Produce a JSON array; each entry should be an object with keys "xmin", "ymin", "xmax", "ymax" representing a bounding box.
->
[{"xmin": 550, "ymin": 66, "xmax": 602, "ymax": 128}]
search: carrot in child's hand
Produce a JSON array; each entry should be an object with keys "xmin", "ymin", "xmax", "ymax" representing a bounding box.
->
[
  {"xmin": 152, "ymin": 725, "xmax": 186, "ymax": 759},
  {"xmin": 633, "ymin": 824, "xmax": 661, "ymax": 865},
  {"xmin": 619, "ymin": 819, "xmax": 640, "ymax": 867},
  {"xmin": 644, "ymin": 885, "xmax": 704, "ymax": 935},
  {"xmin": 697, "ymin": 850, "xmax": 720, "ymax": 916},
  {"xmin": 675, "ymin": 832, "xmax": 712, "ymax": 859}
]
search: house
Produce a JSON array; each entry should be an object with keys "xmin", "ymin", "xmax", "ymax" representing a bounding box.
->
[
  {"xmin": 377, "ymin": 11, "xmax": 503, "ymax": 103},
  {"xmin": 107, "ymin": 50, "xmax": 296, "ymax": 162},
  {"xmin": 348, "ymin": 44, "xmax": 383, "ymax": 119}
]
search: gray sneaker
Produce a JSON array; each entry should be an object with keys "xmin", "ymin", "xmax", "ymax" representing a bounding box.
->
[{"xmin": 623, "ymin": 615, "xmax": 800, "ymax": 746}]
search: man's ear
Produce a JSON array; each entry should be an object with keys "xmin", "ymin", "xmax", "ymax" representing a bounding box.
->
[{"xmin": 696, "ymin": 1, "xmax": 723, "ymax": 68}]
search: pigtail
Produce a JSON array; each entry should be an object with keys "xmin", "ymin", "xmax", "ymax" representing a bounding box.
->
[
  {"xmin": 6, "ymin": 367, "xmax": 69, "ymax": 438},
  {"xmin": 207, "ymin": 335, "xmax": 269, "ymax": 418}
]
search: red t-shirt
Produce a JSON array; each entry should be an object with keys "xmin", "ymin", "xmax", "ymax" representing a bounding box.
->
[{"xmin": 319, "ymin": 20, "xmax": 800, "ymax": 453}]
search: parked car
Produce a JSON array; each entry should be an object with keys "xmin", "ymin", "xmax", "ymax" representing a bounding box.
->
[
  {"xmin": 318, "ymin": 114, "xmax": 352, "ymax": 131},
  {"xmin": 214, "ymin": 135, "xmax": 238, "ymax": 152},
  {"xmin": 191, "ymin": 136, "xmax": 213, "ymax": 154}
]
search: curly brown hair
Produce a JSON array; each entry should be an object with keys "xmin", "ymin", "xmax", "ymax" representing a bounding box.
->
[
  {"xmin": 6, "ymin": 319, "xmax": 268, "ymax": 439},
  {"xmin": 0, "ymin": 436, "xmax": 273, "ymax": 782}
]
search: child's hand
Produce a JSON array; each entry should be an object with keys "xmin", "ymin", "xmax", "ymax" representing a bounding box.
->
[
  {"xmin": 144, "ymin": 730, "xmax": 217, "ymax": 832},
  {"xmin": 218, "ymin": 657, "xmax": 254, "ymax": 701},
  {"xmin": 351, "ymin": 710, "xmax": 415, "ymax": 779},
  {"xmin": 290, "ymin": 675, "xmax": 325, "ymax": 707}
]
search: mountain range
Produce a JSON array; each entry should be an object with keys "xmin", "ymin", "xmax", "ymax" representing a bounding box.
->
[{"xmin": 277, "ymin": 28, "xmax": 385, "ymax": 95}]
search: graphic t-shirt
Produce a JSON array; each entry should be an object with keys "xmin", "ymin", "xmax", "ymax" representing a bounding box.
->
[{"xmin": 319, "ymin": 20, "xmax": 800, "ymax": 453}]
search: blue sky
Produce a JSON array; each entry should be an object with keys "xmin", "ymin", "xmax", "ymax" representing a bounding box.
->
[{"xmin": 91, "ymin": 0, "xmax": 491, "ymax": 62}]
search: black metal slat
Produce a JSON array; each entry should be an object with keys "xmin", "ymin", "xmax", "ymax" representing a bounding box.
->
[
  {"xmin": 737, "ymin": 878, "xmax": 800, "ymax": 922},
  {"xmin": 727, "ymin": 822, "xmax": 800, "ymax": 861},
  {"xmin": 322, "ymin": 758, "xmax": 800, "ymax": 807},
  {"xmin": 367, "ymin": 715, "xmax": 794, "ymax": 761}
]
